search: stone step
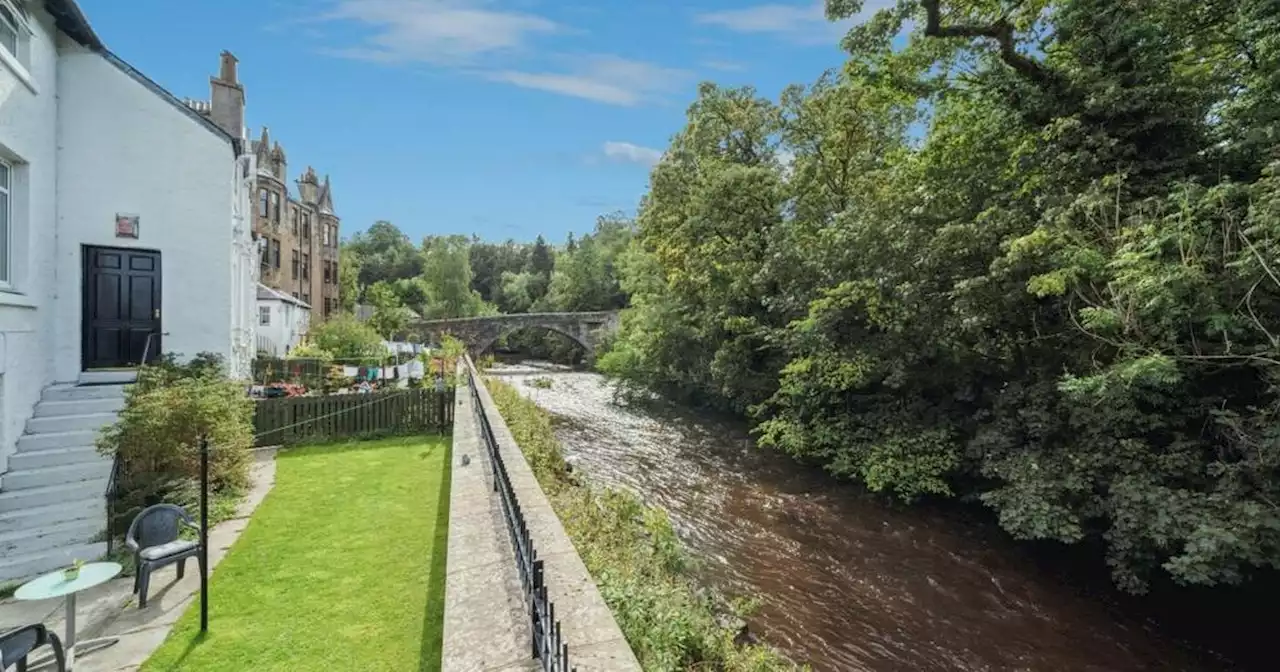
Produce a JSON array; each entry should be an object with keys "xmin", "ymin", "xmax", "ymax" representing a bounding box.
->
[
  {"xmin": 34, "ymin": 397, "xmax": 125, "ymax": 418},
  {"xmin": 26, "ymin": 412, "xmax": 118, "ymax": 435},
  {"xmin": 17, "ymin": 429, "xmax": 99, "ymax": 452},
  {"xmin": 78, "ymin": 370, "xmax": 137, "ymax": 386},
  {"xmin": 42, "ymin": 384, "xmax": 128, "ymax": 402},
  {"xmin": 7, "ymin": 446, "xmax": 103, "ymax": 471},
  {"xmin": 0, "ymin": 542, "xmax": 107, "ymax": 582},
  {"xmin": 0, "ymin": 480, "xmax": 102, "ymax": 513},
  {"xmin": 0, "ymin": 518, "xmax": 101, "ymax": 557},
  {"xmin": 1, "ymin": 462, "xmax": 113, "ymax": 491},
  {"xmin": 0, "ymin": 498, "xmax": 102, "ymax": 535}
]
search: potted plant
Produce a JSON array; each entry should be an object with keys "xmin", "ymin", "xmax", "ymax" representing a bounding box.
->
[{"xmin": 63, "ymin": 559, "xmax": 85, "ymax": 581}]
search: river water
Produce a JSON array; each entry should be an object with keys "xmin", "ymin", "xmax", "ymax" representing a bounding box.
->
[{"xmin": 489, "ymin": 362, "xmax": 1226, "ymax": 672}]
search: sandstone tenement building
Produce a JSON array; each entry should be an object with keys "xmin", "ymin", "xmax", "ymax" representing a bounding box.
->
[{"xmin": 185, "ymin": 52, "xmax": 341, "ymax": 317}]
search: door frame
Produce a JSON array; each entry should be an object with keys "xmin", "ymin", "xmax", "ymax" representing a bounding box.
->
[{"xmin": 81, "ymin": 244, "xmax": 163, "ymax": 371}]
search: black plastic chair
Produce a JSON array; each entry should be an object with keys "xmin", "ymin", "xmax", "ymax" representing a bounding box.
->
[
  {"xmin": 126, "ymin": 503, "xmax": 204, "ymax": 609},
  {"xmin": 0, "ymin": 624, "xmax": 66, "ymax": 672}
]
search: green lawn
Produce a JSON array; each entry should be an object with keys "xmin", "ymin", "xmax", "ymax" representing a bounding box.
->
[{"xmin": 141, "ymin": 436, "xmax": 451, "ymax": 672}]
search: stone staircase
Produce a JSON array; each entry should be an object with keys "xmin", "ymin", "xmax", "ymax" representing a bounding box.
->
[{"xmin": 0, "ymin": 382, "xmax": 128, "ymax": 582}]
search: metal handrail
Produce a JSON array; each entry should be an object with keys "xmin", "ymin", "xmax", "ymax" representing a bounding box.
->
[
  {"xmin": 104, "ymin": 450, "xmax": 122, "ymax": 555},
  {"xmin": 467, "ymin": 365, "xmax": 574, "ymax": 672}
]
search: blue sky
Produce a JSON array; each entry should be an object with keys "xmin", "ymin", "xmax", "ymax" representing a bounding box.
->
[{"xmin": 77, "ymin": 1, "xmax": 885, "ymax": 244}]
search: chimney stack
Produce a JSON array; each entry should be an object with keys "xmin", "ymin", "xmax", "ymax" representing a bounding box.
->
[
  {"xmin": 209, "ymin": 50, "xmax": 245, "ymax": 141},
  {"xmin": 219, "ymin": 50, "xmax": 238, "ymax": 84}
]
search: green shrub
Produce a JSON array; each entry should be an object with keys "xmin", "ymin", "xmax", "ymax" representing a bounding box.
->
[
  {"xmin": 287, "ymin": 342, "xmax": 334, "ymax": 361},
  {"xmin": 486, "ymin": 379, "xmax": 799, "ymax": 671},
  {"xmin": 308, "ymin": 313, "xmax": 387, "ymax": 363},
  {"xmin": 97, "ymin": 353, "xmax": 254, "ymax": 533}
]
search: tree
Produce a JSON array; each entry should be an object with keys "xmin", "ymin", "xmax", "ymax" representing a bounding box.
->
[
  {"xmin": 307, "ymin": 313, "xmax": 387, "ymax": 362},
  {"xmin": 599, "ymin": 0, "xmax": 1280, "ymax": 594},
  {"xmin": 420, "ymin": 235, "xmax": 490, "ymax": 319},
  {"xmin": 365, "ymin": 281, "xmax": 411, "ymax": 340},
  {"xmin": 338, "ymin": 252, "xmax": 361, "ymax": 312},
  {"xmin": 343, "ymin": 221, "xmax": 422, "ymax": 288}
]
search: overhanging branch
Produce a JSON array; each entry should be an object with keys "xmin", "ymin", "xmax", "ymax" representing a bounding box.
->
[{"xmin": 921, "ymin": 0, "xmax": 1056, "ymax": 89}]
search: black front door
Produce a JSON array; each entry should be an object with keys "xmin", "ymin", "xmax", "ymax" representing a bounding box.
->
[{"xmin": 82, "ymin": 246, "xmax": 162, "ymax": 369}]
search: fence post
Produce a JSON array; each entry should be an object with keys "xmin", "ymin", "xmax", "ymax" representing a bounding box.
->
[{"xmin": 532, "ymin": 559, "xmax": 545, "ymax": 659}]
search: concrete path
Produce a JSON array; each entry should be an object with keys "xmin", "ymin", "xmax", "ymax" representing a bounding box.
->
[
  {"xmin": 442, "ymin": 376, "xmax": 539, "ymax": 672},
  {"xmin": 0, "ymin": 448, "xmax": 277, "ymax": 671}
]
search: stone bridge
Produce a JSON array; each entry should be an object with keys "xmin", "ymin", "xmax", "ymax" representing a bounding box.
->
[{"xmin": 411, "ymin": 311, "xmax": 620, "ymax": 358}]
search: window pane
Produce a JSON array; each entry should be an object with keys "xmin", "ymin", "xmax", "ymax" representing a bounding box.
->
[
  {"xmin": 0, "ymin": 162, "xmax": 9, "ymax": 189},
  {"xmin": 0, "ymin": 189, "xmax": 8, "ymax": 283},
  {"xmin": 0, "ymin": 16, "xmax": 16, "ymax": 57}
]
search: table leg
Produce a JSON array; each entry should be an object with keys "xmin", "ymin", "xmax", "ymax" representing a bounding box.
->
[{"xmin": 64, "ymin": 592, "xmax": 77, "ymax": 671}]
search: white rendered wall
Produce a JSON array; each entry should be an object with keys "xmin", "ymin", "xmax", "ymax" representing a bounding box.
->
[{"xmin": 54, "ymin": 39, "xmax": 236, "ymax": 383}]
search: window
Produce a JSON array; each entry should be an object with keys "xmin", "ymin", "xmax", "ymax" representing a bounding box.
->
[
  {"xmin": 258, "ymin": 188, "xmax": 268, "ymax": 217},
  {"xmin": 301, "ymin": 253, "xmax": 310, "ymax": 281},
  {"xmin": 323, "ymin": 260, "xmax": 331, "ymax": 284},
  {"xmin": 290, "ymin": 206, "xmax": 299, "ymax": 235},
  {"xmin": 0, "ymin": 4, "xmax": 19, "ymax": 60},
  {"xmin": 301, "ymin": 292, "xmax": 310, "ymax": 306},
  {"xmin": 271, "ymin": 239, "xmax": 281, "ymax": 269},
  {"xmin": 270, "ymin": 191, "xmax": 280, "ymax": 222},
  {"xmin": 302, "ymin": 213, "xmax": 311, "ymax": 240},
  {"xmin": 292, "ymin": 291, "xmax": 299, "ymax": 299},
  {"xmin": 0, "ymin": 159, "xmax": 9, "ymax": 285},
  {"xmin": 259, "ymin": 306, "xmax": 271, "ymax": 326},
  {"xmin": 291, "ymin": 250, "xmax": 299, "ymax": 280},
  {"xmin": 325, "ymin": 298, "xmax": 333, "ymax": 318},
  {"xmin": 322, "ymin": 224, "xmax": 330, "ymax": 247}
]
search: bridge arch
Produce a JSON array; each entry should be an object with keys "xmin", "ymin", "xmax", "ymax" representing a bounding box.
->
[
  {"xmin": 411, "ymin": 311, "xmax": 620, "ymax": 360},
  {"xmin": 473, "ymin": 324, "xmax": 590, "ymax": 358}
]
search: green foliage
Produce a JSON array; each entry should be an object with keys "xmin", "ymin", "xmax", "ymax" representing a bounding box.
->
[
  {"xmin": 286, "ymin": 342, "xmax": 333, "ymax": 361},
  {"xmin": 525, "ymin": 376, "xmax": 554, "ymax": 389},
  {"xmin": 420, "ymin": 234, "xmax": 491, "ymax": 319},
  {"xmin": 97, "ymin": 353, "xmax": 253, "ymax": 534},
  {"xmin": 307, "ymin": 313, "xmax": 387, "ymax": 363},
  {"xmin": 598, "ymin": 0, "xmax": 1280, "ymax": 593},
  {"xmin": 338, "ymin": 252, "xmax": 360, "ymax": 312},
  {"xmin": 487, "ymin": 379, "xmax": 798, "ymax": 670},
  {"xmin": 365, "ymin": 280, "xmax": 412, "ymax": 339}
]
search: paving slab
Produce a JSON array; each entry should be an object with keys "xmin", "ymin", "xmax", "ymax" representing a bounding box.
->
[{"xmin": 0, "ymin": 448, "xmax": 277, "ymax": 672}]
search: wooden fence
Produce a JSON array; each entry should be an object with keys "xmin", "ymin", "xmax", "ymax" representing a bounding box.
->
[{"xmin": 253, "ymin": 388, "xmax": 455, "ymax": 447}]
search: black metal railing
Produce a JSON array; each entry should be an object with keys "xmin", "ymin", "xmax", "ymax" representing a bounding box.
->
[
  {"xmin": 104, "ymin": 451, "xmax": 122, "ymax": 555},
  {"xmin": 467, "ymin": 366, "xmax": 574, "ymax": 672}
]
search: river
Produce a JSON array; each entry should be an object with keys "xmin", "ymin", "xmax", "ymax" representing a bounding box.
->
[{"xmin": 488, "ymin": 361, "xmax": 1231, "ymax": 672}]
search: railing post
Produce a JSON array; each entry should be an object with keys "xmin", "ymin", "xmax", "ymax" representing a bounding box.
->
[{"xmin": 532, "ymin": 559, "xmax": 545, "ymax": 659}]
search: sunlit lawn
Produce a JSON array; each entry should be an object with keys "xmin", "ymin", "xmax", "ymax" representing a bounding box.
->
[{"xmin": 141, "ymin": 435, "xmax": 451, "ymax": 672}]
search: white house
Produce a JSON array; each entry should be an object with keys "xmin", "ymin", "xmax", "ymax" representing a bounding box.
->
[
  {"xmin": 256, "ymin": 283, "xmax": 310, "ymax": 356},
  {"xmin": 0, "ymin": 0, "xmax": 257, "ymax": 579}
]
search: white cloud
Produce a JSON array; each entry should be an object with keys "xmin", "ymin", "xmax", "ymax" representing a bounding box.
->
[
  {"xmin": 322, "ymin": 0, "xmax": 559, "ymax": 65},
  {"xmin": 487, "ymin": 56, "xmax": 691, "ymax": 106},
  {"xmin": 694, "ymin": 1, "xmax": 895, "ymax": 45},
  {"xmin": 602, "ymin": 141, "xmax": 663, "ymax": 167},
  {"xmin": 319, "ymin": 2, "xmax": 687, "ymax": 106}
]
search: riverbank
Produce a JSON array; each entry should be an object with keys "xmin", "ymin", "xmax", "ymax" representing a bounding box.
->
[{"xmin": 484, "ymin": 377, "xmax": 797, "ymax": 671}]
